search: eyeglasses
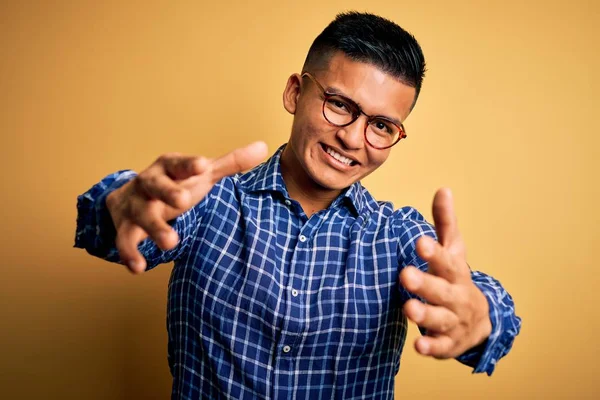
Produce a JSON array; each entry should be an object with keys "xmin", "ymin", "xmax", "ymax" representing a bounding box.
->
[{"xmin": 302, "ymin": 72, "xmax": 407, "ymax": 149}]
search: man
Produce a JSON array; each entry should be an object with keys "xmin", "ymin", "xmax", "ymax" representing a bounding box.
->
[{"xmin": 75, "ymin": 12, "xmax": 521, "ymax": 399}]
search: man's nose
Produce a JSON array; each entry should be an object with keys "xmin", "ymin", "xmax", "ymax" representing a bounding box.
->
[{"xmin": 335, "ymin": 116, "xmax": 367, "ymax": 150}]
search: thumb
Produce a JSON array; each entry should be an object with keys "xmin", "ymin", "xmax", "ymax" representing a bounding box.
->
[{"xmin": 210, "ymin": 141, "xmax": 269, "ymax": 181}]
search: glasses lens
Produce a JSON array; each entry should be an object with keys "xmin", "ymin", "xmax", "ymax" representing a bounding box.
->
[
  {"xmin": 323, "ymin": 95, "xmax": 357, "ymax": 126},
  {"xmin": 365, "ymin": 118, "xmax": 401, "ymax": 148}
]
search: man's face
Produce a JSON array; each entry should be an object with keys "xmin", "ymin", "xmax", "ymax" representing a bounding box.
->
[{"xmin": 282, "ymin": 52, "xmax": 416, "ymax": 191}]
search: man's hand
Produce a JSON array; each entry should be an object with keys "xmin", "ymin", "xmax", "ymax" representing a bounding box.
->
[
  {"xmin": 105, "ymin": 141, "xmax": 268, "ymax": 274},
  {"xmin": 399, "ymin": 188, "xmax": 492, "ymax": 359}
]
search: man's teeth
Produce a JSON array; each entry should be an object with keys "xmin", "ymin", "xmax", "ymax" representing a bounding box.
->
[{"xmin": 326, "ymin": 147, "xmax": 353, "ymax": 166}]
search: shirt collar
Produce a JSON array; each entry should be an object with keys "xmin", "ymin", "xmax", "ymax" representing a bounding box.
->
[
  {"xmin": 240, "ymin": 144, "xmax": 289, "ymax": 195},
  {"xmin": 240, "ymin": 143, "xmax": 366, "ymax": 216}
]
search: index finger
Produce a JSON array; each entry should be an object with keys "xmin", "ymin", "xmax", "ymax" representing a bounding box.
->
[
  {"xmin": 210, "ymin": 141, "xmax": 269, "ymax": 181},
  {"xmin": 400, "ymin": 265, "xmax": 458, "ymax": 306},
  {"xmin": 161, "ymin": 154, "xmax": 212, "ymax": 180}
]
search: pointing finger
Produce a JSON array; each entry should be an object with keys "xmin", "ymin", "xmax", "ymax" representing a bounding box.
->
[{"xmin": 160, "ymin": 154, "xmax": 213, "ymax": 180}]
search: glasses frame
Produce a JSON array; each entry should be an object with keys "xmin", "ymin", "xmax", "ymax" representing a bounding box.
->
[{"xmin": 301, "ymin": 72, "xmax": 407, "ymax": 149}]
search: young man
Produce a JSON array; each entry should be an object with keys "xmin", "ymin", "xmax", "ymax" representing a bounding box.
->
[{"xmin": 75, "ymin": 12, "xmax": 521, "ymax": 399}]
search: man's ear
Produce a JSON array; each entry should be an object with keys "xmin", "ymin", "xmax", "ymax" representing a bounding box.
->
[{"xmin": 282, "ymin": 73, "xmax": 302, "ymax": 115}]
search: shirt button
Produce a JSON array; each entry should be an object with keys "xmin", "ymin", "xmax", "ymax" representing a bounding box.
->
[
  {"xmin": 291, "ymin": 289, "xmax": 299, "ymax": 297},
  {"xmin": 299, "ymin": 235, "xmax": 307, "ymax": 242},
  {"xmin": 283, "ymin": 345, "xmax": 291, "ymax": 353},
  {"xmin": 284, "ymin": 199, "xmax": 291, "ymax": 206}
]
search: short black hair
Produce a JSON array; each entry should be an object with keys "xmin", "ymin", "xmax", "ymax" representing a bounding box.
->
[{"xmin": 302, "ymin": 12, "xmax": 426, "ymax": 108}]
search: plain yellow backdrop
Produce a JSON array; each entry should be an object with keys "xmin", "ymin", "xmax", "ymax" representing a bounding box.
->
[{"xmin": 1, "ymin": 0, "xmax": 598, "ymax": 398}]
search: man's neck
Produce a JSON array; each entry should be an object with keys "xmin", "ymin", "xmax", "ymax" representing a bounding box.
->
[{"xmin": 280, "ymin": 146, "xmax": 341, "ymax": 218}]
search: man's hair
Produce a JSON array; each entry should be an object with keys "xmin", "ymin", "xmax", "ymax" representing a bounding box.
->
[{"xmin": 302, "ymin": 12, "xmax": 426, "ymax": 108}]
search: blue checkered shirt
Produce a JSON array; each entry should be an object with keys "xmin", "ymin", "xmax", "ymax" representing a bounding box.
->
[{"xmin": 75, "ymin": 145, "xmax": 520, "ymax": 399}]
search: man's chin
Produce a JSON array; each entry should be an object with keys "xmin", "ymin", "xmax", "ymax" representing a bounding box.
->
[
  {"xmin": 311, "ymin": 175, "xmax": 356, "ymax": 191},
  {"xmin": 304, "ymin": 160, "xmax": 361, "ymax": 191}
]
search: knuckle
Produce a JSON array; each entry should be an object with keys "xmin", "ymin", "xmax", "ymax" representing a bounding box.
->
[
  {"xmin": 129, "ymin": 202, "xmax": 146, "ymax": 222},
  {"xmin": 136, "ymin": 171, "xmax": 152, "ymax": 188},
  {"xmin": 454, "ymin": 288, "xmax": 471, "ymax": 311},
  {"xmin": 440, "ymin": 256, "xmax": 456, "ymax": 276},
  {"xmin": 147, "ymin": 174, "xmax": 161, "ymax": 188},
  {"xmin": 129, "ymin": 197, "xmax": 154, "ymax": 221},
  {"xmin": 137, "ymin": 170, "xmax": 148, "ymax": 181},
  {"xmin": 448, "ymin": 244, "xmax": 462, "ymax": 258},
  {"xmin": 439, "ymin": 319, "xmax": 451, "ymax": 333},
  {"xmin": 442, "ymin": 265, "xmax": 455, "ymax": 277},
  {"xmin": 439, "ymin": 284, "xmax": 454, "ymax": 304},
  {"xmin": 439, "ymin": 312, "xmax": 458, "ymax": 333},
  {"xmin": 139, "ymin": 174, "xmax": 165, "ymax": 197},
  {"xmin": 449, "ymin": 313, "xmax": 460, "ymax": 328}
]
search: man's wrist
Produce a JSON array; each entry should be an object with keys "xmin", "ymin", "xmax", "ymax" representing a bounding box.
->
[{"xmin": 471, "ymin": 284, "xmax": 493, "ymax": 349}]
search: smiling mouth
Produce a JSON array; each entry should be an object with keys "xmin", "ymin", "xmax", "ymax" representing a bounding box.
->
[{"xmin": 321, "ymin": 144, "xmax": 358, "ymax": 166}]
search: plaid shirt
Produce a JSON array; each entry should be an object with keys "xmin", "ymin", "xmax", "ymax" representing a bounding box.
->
[{"xmin": 75, "ymin": 145, "xmax": 520, "ymax": 399}]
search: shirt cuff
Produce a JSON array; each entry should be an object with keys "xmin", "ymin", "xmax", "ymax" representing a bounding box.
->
[{"xmin": 74, "ymin": 170, "xmax": 137, "ymax": 261}]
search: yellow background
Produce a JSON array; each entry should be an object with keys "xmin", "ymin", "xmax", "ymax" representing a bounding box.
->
[{"xmin": 1, "ymin": 0, "xmax": 598, "ymax": 398}]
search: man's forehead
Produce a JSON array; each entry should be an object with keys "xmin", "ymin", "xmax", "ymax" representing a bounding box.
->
[{"xmin": 316, "ymin": 52, "xmax": 416, "ymax": 120}]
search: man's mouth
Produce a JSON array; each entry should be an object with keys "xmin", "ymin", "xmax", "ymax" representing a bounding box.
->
[{"xmin": 322, "ymin": 144, "xmax": 358, "ymax": 167}]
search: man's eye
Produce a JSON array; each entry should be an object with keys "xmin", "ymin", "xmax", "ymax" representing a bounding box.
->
[
  {"xmin": 332, "ymin": 100, "xmax": 347, "ymax": 110},
  {"xmin": 371, "ymin": 120, "xmax": 396, "ymax": 135},
  {"xmin": 376, "ymin": 121, "xmax": 390, "ymax": 133}
]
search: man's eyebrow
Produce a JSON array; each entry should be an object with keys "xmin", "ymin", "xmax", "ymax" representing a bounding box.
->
[
  {"xmin": 323, "ymin": 85, "xmax": 345, "ymax": 96},
  {"xmin": 325, "ymin": 85, "xmax": 403, "ymax": 126}
]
